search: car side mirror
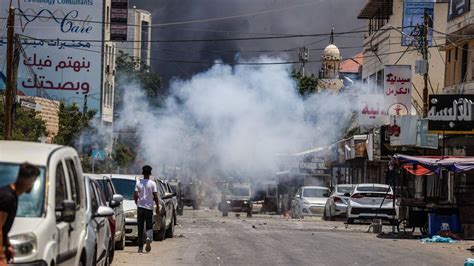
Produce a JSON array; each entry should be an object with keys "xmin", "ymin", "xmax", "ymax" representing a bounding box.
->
[
  {"xmin": 109, "ymin": 194, "xmax": 123, "ymax": 208},
  {"xmin": 344, "ymin": 193, "xmax": 351, "ymax": 197},
  {"xmin": 56, "ymin": 200, "xmax": 76, "ymax": 223},
  {"xmin": 94, "ymin": 206, "xmax": 114, "ymax": 218}
]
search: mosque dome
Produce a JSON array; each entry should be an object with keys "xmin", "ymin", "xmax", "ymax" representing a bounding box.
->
[{"xmin": 322, "ymin": 44, "xmax": 341, "ymax": 61}]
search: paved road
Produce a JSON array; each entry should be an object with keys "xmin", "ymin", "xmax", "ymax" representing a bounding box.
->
[{"xmin": 114, "ymin": 209, "xmax": 474, "ymax": 266}]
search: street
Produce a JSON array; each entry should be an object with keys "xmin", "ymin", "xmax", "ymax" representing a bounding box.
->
[{"xmin": 115, "ymin": 209, "xmax": 474, "ymax": 266}]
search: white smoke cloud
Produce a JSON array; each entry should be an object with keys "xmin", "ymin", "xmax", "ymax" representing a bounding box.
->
[{"xmin": 117, "ymin": 56, "xmax": 354, "ymax": 179}]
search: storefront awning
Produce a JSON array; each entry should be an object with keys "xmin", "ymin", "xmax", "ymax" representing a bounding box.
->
[{"xmin": 395, "ymin": 154, "xmax": 474, "ymax": 174}]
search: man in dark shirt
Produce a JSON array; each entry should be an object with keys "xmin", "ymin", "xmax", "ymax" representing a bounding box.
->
[{"xmin": 0, "ymin": 163, "xmax": 40, "ymax": 265}]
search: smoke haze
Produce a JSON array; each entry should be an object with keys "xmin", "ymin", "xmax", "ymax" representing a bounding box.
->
[{"xmin": 117, "ymin": 57, "xmax": 354, "ymax": 179}]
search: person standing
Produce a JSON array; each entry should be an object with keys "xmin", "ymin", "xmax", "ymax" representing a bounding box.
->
[
  {"xmin": 0, "ymin": 163, "xmax": 40, "ymax": 265},
  {"xmin": 134, "ymin": 165, "xmax": 160, "ymax": 253}
]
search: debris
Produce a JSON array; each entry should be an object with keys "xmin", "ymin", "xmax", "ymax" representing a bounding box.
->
[
  {"xmin": 217, "ymin": 257, "xmax": 221, "ymax": 260},
  {"xmin": 421, "ymin": 235, "xmax": 456, "ymax": 244},
  {"xmin": 464, "ymin": 258, "xmax": 474, "ymax": 266},
  {"xmin": 221, "ymin": 221, "xmax": 226, "ymax": 224},
  {"xmin": 176, "ymin": 234, "xmax": 185, "ymax": 238},
  {"xmin": 252, "ymin": 225, "xmax": 257, "ymax": 229},
  {"xmin": 312, "ymin": 233, "xmax": 315, "ymax": 236},
  {"xmin": 263, "ymin": 222, "xmax": 267, "ymax": 225}
]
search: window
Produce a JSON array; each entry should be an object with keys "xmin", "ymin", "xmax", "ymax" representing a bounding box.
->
[
  {"xmin": 65, "ymin": 159, "xmax": 80, "ymax": 208},
  {"xmin": 461, "ymin": 44, "xmax": 468, "ymax": 82},
  {"xmin": 90, "ymin": 182, "xmax": 99, "ymax": 213},
  {"xmin": 55, "ymin": 163, "xmax": 67, "ymax": 211},
  {"xmin": 447, "ymin": 50, "xmax": 451, "ymax": 63}
]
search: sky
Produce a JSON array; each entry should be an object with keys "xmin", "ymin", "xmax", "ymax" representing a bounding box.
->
[{"xmin": 129, "ymin": 0, "xmax": 367, "ymax": 89}]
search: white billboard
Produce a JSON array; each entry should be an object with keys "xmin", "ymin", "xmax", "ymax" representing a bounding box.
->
[
  {"xmin": 0, "ymin": 1, "xmax": 104, "ymax": 113},
  {"xmin": 384, "ymin": 65, "xmax": 412, "ymax": 116}
]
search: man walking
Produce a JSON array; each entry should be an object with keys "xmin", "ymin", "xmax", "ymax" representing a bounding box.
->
[
  {"xmin": 134, "ymin": 165, "xmax": 160, "ymax": 253},
  {"xmin": 0, "ymin": 163, "xmax": 40, "ymax": 265}
]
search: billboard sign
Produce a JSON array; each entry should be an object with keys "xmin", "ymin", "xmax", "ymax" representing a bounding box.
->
[
  {"xmin": 402, "ymin": 0, "xmax": 434, "ymax": 46},
  {"xmin": 0, "ymin": 1, "xmax": 104, "ymax": 113},
  {"xmin": 111, "ymin": 0, "xmax": 128, "ymax": 41},
  {"xmin": 428, "ymin": 94, "xmax": 474, "ymax": 134},
  {"xmin": 384, "ymin": 65, "xmax": 412, "ymax": 116},
  {"xmin": 390, "ymin": 115, "xmax": 418, "ymax": 146},
  {"xmin": 358, "ymin": 94, "xmax": 390, "ymax": 126},
  {"xmin": 449, "ymin": 0, "xmax": 470, "ymax": 20}
]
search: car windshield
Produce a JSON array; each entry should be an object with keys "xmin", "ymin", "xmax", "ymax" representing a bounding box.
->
[
  {"xmin": 357, "ymin": 186, "xmax": 391, "ymax": 193},
  {"xmin": 337, "ymin": 186, "xmax": 354, "ymax": 194},
  {"xmin": 111, "ymin": 178, "xmax": 135, "ymax": 200},
  {"xmin": 0, "ymin": 163, "xmax": 46, "ymax": 217},
  {"xmin": 303, "ymin": 188, "xmax": 329, "ymax": 197},
  {"xmin": 230, "ymin": 187, "xmax": 250, "ymax": 196}
]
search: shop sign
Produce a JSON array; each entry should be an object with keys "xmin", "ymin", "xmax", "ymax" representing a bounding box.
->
[
  {"xmin": 402, "ymin": 0, "xmax": 434, "ymax": 46},
  {"xmin": 390, "ymin": 115, "xmax": 418, "ymax": 146},
  {"xmin": 428, "ymin": 94, "xmax": 474, "ymax": 134},
  {"xmin": 384, "ymin": 65, "xmax": 412, "ymax": 116},
  {"xmin": 449, "ymin": 0, "xmax": 470, "ymax": 20}
]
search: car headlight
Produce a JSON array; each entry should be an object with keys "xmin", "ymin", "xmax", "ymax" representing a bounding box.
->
[
  {"xmin": 226, "ymin": 201, "xmax": 231, "ymax": 204},
  {"xmin": 10, "ymin": 233, "xmax": 37, "ymax": 257},
  {"xmin": 125, "ymin": 209, "xmax": 137, "ymax": 219},
  {"xmin": 243, "ymin": 201, "xmax": 248, "ymax": 204}
]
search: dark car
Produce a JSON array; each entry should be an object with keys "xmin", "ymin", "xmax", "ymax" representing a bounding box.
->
[
  {"xmin": 219, "ymin": 183, "xmax": 253, "ymax": 217},
  {"xmin": 182, "ymin": 181, "xmax": 204, "ymax": 210},
  {"xmin": 168, "ymin": 180, "xmax": 184, "ymax": 215},
  {"xmin": 154, "ymin": 178, "xmax": 177, "ymax": 241}
]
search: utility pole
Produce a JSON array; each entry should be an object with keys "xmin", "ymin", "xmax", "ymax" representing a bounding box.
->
[
  {"xmin": 4, "ymin": 7, "xmax": 15, "ymax": 140},
  {"xmin": 421, "ymin": 11, "xmax": 431, "ymax": 118},
  {"xmin": 298, "ymin": 47, "xmax": 309, "ymax": 76}
]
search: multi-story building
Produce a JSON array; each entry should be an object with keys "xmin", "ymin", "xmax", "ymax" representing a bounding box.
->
[
  {"xmin": 358, "ymin": 0, "xmax": 448, "ymax": 114},
  {"xmin": 116, "ymin": 8, "xmax": 152, "ymax": 66},
  {"xmin": 18, "ymin": 96, "xmax": 59, "ymax": 143}
]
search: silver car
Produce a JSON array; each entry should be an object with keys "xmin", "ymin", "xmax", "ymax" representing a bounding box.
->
[
  {"xmin": 83, "ymin": 175, "xmax": 115, "ymax": 266},
  {"xmin": 290, "ymin": 186, "xmax": 330, "ymax": 218},
  {"xmin": 323, "ymin": 184, "xmax": 356, "ymax": 220}
]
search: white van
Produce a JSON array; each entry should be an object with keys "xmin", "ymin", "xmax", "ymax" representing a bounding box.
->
[{"xmin": 0, "ymin": 141, "xmax": 88, "ymax": 266}]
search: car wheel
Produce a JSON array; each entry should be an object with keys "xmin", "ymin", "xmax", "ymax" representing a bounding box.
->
[
  {"xmin": 222, "ymin": 211, "xmax": 228, "ymax": 217},
  {"xmin": 115, "ymin": 226, "xmax": 126, "ymax": 250},
  {"xmin": 192, "ymin": 202, "xmax": 199, "ymax": 210},
  {"xmin": 247, "ymin": 210, "xmax": 252, "ymax": 218},
  {"xmin": 166, "ymin": 214, "xmax": 175, "ymax": 238},
  {"xmin": 347, "ymin": 218, "xmax": 354, "ymax": 224},
  {"xmin": 328, "ymin": 209, "xmax": 335, "ymax": 221},
  {"xmin": 154, "ymin": 216, "xmax": 167, "ymax": 241},
  {"xmin": 323, "ymin": 208, "xmax": 328, "ymax": 221},
  {"xmin": 109, "ymin": 239, "xmax": 115, "ymax": 264}
]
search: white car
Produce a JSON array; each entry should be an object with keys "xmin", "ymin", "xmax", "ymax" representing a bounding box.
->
[
  {"xmin": 0, "ymin": 141, "xmax": 89, "ymax": 265},
  {"xmin": 291, "ymin": 186, "xmax": 330, "ymax": 218},
  {"xmin": 346, "ymin": 183, "xmax": 398, "ymax": 224},
  {"xmin": 323, "ymin": 184, "xmax": 356, "ymax": 220},
  {"xmin": 83, "ymin": 175, "xmax": 115, "ymax": 266},
  {"xmin": 110, "ymin": 174, "xmax": 175, "ymax": 243},
  {"xmin": 87, "ymin": 174, "xmax": 126, "ymax": 251}
]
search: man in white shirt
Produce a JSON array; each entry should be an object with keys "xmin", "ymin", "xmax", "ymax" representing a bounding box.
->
[{"xmin": 134, "ymin": 165, "xmax": 160, "ymax": 253}]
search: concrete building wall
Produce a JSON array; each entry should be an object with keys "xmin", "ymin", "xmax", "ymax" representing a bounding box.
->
[
  {"xmin": 116, "ymin": 8, "xmax": 152, "ymax": 66},
  {"xmin": 360, "ymin": 0, "xmax": 448, "ymax": 114}
]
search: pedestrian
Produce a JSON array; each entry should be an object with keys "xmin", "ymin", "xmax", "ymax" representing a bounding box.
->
[
  {"xmin": 134, "ymin": 165, "xmax": 160, "ymax": 253},
  {"xmin": 0, "ymin": 163, "xmax": 40, "ymax": 265}
]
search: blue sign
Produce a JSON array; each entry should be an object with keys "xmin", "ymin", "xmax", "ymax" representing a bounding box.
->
[
  {"xmin": 91, "ymin": 149, "xmax": 106, "ymax": 161},
  {"xmin": 402, "ymin": 0, "xmax": 434, "ymax": 46}
]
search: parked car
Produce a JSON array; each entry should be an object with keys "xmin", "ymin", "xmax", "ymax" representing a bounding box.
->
[
  {"xmin": 291, "ymin": 186, "xmax": 330, "ymax": 218},
  {"xmin": 218, "ymin": 182, "xmax": 253, "ymax": 217},
  {"xmin": 323, "ymin": 184, "xmax": 356, "ymax": 220},
  {"xmin": 110, "ymin": 174, "xmax": 176, "ymax": 243},
  {"xmin": 83, "ymin": 175, "xmax": 115, "ymax": 266},
  {"xmin": 155, "ymin": 179, "xmax": 177, "ymax": 239},
  {"xmin": 0, "ymin": 141, "xmax": 89, "ymax": 265},
  {"xmin": 346, "ymin": 183, "xmax": 397, "ymax": 224},
  {"xmin": 182, "ymin": 180, "xmax": 205, "ymax": 210},
  {"xmin": 168, "ymin": 179, "xmax": 184, "ymax": 215},
  {"xmin": 87, "ymin": 174, "xmax": 126, "ymax": 251}
]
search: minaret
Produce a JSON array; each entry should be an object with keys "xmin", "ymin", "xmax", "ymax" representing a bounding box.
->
[{"xmin": 320, "ymin": 27, "xmax": 341, "ymax": 80}]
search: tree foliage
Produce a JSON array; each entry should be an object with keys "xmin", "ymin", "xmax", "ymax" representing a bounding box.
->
[
  {"xmin": 54, "ymin": 102, "xmax": 96, "ymax": 146},
  {"xmin": 115, "ymin": 51, "xmax": 163, "ymax": 108},
  {"xmin": 291, "ymin": 70, "xmax": 319, "ymax": 97},
  {"xmin": 0, "ymin": 99, "xmax": 47, "ymax": 141}
]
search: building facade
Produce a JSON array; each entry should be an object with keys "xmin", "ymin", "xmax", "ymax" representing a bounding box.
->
[
  {"xmin": 116, "ymin": 8, "xmax": 152, "ymax": 66},
  {"xmin": 18, "ymin": 96, "xmax": 59, "ymax": 143},
  {"xmin": 358, "ymin": 0, "xmax": 448, "ymax": 114}
]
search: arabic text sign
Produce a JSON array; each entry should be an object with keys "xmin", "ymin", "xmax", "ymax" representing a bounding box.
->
[
  {"xmin": 358, "ymin": 94, "xmax": 389, "ymax": 126},
  {"xmin": 428, "ymin": 94, "xmax": 474, "ymax": 133},
  {"xmin": 449, "ymin": 0, "xmax": 470, "ymax": 20},
  {"xmin": 402, "ymin": 1, "xmax": 434, "ymax": 46},
  {"xmin": 384, "ymin": 65, "xmax": 412, "ymax": 116},
  {"xmin": 0, "ymin": 1, "xmax": 103, "ymax": 113}
]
